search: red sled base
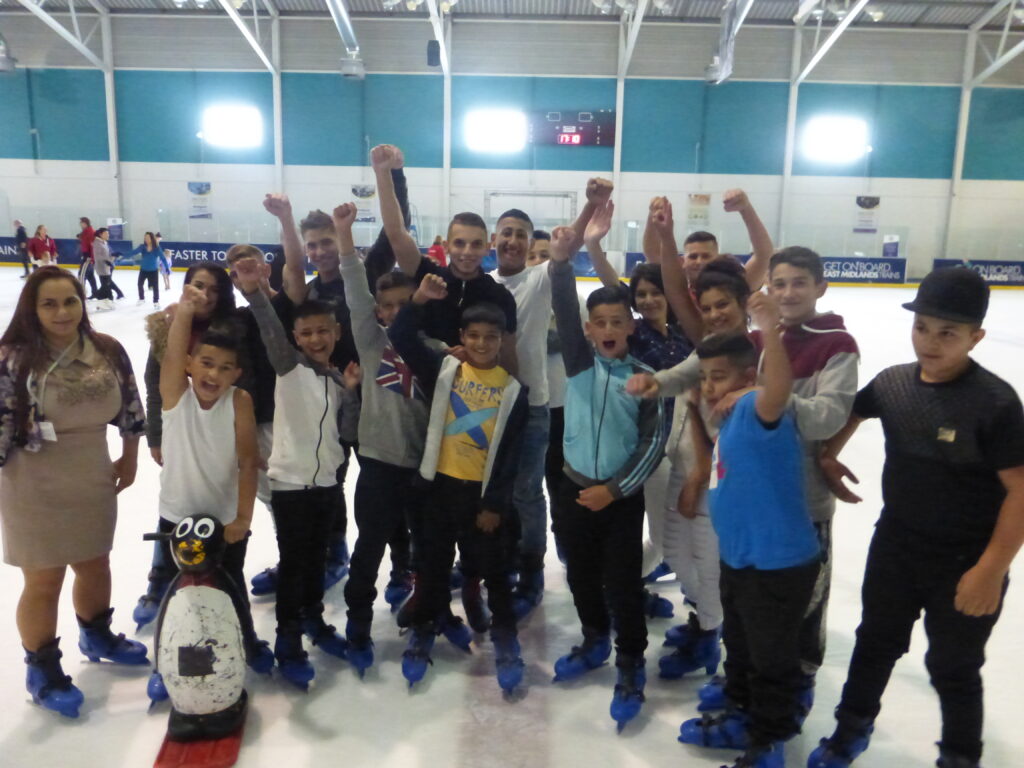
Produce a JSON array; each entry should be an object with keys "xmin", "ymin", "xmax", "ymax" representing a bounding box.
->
[{"xmin": 154, "ymin": 725, "xmax": 244, "ymax": 768}]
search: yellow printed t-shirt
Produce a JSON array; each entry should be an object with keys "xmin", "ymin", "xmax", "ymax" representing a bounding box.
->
[{"xmin": 436, "ymin": 362, "xmax": 511, "ymax": 482}]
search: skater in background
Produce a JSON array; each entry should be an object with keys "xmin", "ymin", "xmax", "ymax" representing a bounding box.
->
[
  {"xmin": 132, "ymin": 262, "xmax": 242, "ymax": 628},
  {"xmin": 809, "ymin": 268, "xmax": 1024, "ymax": 768},
  {"xmin": 155, "ymin": 233, "xmax": 172, "ymax": 292},
  {"xmin": 427, "ymin": 235, "xmax": 446, "ymax": 267},
  {"xmin": 27, "ymin": 225, "xmax": 57, "ymax": 268},
  {"xmin": 76, "ymin": 217, "xmax": 99, "ymax": 300},
  {"xmin": 14, "ymin": 220, "xmax": 30, "ymax": 278},
  {"xmin": 130, "ymin": 232, "xmax": 164, "ymax": 308},
  {"xmin": 0, "ymin": 267, "xmax": 148, "ymax": 719},
  {"xmin": 92, "ymin": 228, "xmax": 117, "ymax": 311},
  {"xmin": 547, "ymin": 219, "xmax": 666, "ymax": 730}
]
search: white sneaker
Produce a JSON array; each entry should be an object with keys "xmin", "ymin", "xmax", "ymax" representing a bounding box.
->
[
  {"xmin": 136, "ymin": 300, "xmax": 145, "ymax": 307},
  {"xmin": 153, "ymin": 302, "xmax": 161, "ymax": 310}
]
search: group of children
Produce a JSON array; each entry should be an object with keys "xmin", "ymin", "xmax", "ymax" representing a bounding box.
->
[{"xmin": 27, "ymin": 143, "xmax": 1021, "ymax": 768}]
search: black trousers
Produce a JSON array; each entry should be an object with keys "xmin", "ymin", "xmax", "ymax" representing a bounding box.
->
[
  {"xmin": 545, "ymin": 407, "xmax": 566, "ymax": 547},
  {"xmin": 799, "ymin": 520, "xmax": 833, "ymax": 675},
  {"xmin": 138, "ymin": 269, "xmax": 160, "ymax": 302},
  {"xmin": 271, "ymin": 485, "xmax": 338, "ymax": 626},
  {"xmin": 557, "ymin": 474, "xmax": 647, "ymax": 658},
  {"xmin": 721, "ymin": 558, "xmax": 820, "ymax": 747},
  {"xmin": 344, "ymin": 456, "xmax": 416, "ymax": 626},
  {"xmin": 411, "ymin": 473, "xmax": 516, "ymax": 632},
  {"xmin": 96, "ymin": 275, "xmax": 114, "ymax": 300},
  {"xmin": 157, "ymin": 518, "xmax": 250, "ymax": 609},
  {"xmin": 329, "ymin": 451, "xmax": 350, "ymax": 545},
  {"xmin": 79, "ymin": 257, "xmax": 99, "ymax": 296},
  {"xmin": 837, "ymin": 526, "xmax": 1006, "ymax": 762}
]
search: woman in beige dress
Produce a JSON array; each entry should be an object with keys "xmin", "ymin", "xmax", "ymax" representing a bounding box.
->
[{"xmin": 0, "ymin": 267, "xmax": 148, "ymax": 718}]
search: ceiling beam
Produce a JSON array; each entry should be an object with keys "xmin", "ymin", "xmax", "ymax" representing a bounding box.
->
[
  {"xmin": 16, "ymin": 0, "xmax": 105, "ymax": 69},
  {"xmin": 971, "ymin": 0, "xmax": 1016, "ymax": 31},
  {"xmin": 425, "ymin": 0, "xmax": 451, "ymax": 76},
  {"xmin": 796, "ymin": 0, "xmax": 872, "ymax": 84},
  {"xmin": 619, "ymin": 0, "xmax": 650, "ymax": 77},
  {"xmin": 216, "ymin": 0, "xmax": 275, "ymax": 73}
]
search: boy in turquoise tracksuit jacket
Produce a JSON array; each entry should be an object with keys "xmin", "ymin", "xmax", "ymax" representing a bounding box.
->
[{"xmin": 547, "ymin": 220, "xmax": 666, "ymax": 730}]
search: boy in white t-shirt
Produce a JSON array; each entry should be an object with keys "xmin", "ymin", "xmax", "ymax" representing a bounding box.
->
[{"xmin": 154, "ymin": 282, "xmax": 271, "ymax": 670}]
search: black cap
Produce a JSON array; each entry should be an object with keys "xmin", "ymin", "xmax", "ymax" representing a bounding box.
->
[{"xmin": 902, "ymin": 266, "xmax": 989, "ymax": 324}]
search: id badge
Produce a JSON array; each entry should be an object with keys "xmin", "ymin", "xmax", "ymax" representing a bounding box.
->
[{"xmin": 39, "ymin": 421, "xmax": 57, "ymax": 442}]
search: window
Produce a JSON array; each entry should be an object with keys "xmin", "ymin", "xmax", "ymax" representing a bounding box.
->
[
  {"xmin": 464, "ymin": 109, "xmax": 528, "ymax": 154},
  {"xmin": 801, "ymin": 115, "xmax": 871, "ymax": 164},
  {"xmin": 198, "ymin": 104, "xmax": 264, "ymax": 149}
]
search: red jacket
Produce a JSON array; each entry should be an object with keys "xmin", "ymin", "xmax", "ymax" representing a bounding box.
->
[
  {"xmin": 28, "ymin": 236, "xmax": 57, "ymax": 260},
  {"xmin": 78, "ymin": 226, "xmax": 95, "ymax": 259}
]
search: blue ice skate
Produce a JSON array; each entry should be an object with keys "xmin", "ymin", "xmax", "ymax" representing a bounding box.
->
[
  {"xmin": 552, "ymin": 631, "xmax": 611, "ymax": 682},
  {"xmin": 730, "ymin": 742, "xmax": 785, "ymax": 768},
  {"xmin": 658, "ymin": 625, "xmax": 721, "ymax": 678},
  {"xmin": 643, "ymin": 561, "xmax": 673, "ymax": 583},
  {"xmin": 679, "ymin": 710, "xmax": 751, "ymax": 750},
  {"xmin": 492, "ymin": 630, "xmax": 524, "ymax": 692},
  {"xmin": 249, "ymin": 565, "xmax": 279, "ymax": 596},
  {"xmin": 25, "ymin": 639, "xmax": 84, "ymax": 718},
  {"xmin": 146, "ymin": 670, "xmax": 168, "ymax": 703},
  {"xmin": 345, "ymin": 620, "xmax": 374, "ymax": 678},
  {"xmin": 302, "ymin": 615, "xmax": 348, "ymax": 660},
  {"xmin": 643, "ymin": 588, "xmax": 674, "ymax": 619},
  {"xmin": 384, "ymin": 571, "xmax": 413, "ymax": 611},
  {"xmin": 402, "ymin": 627, "xmax": 436, "ymax": 687},
  {"xmin": 439, "ymin": 614, "xmax": 472, "ymax": 653},
  {"xmin": 609, "ymin": 656, "xmax": 646, "ymax": 732},
  {"xmin": 274, "ymin": 630, "xmax": 315, "ymax": 690},
  {"xmin": 78, "ymin": 608, "xmax": 148, "ymax": 665},
  {"xmin": 806, "ymin": 715, "xmax": 874, "ymax": 768}
]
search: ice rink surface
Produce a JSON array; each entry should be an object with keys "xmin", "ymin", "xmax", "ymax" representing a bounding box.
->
[{"xmin": 0, "ymin": 265, "xmax": 1021, "ymax": 768}]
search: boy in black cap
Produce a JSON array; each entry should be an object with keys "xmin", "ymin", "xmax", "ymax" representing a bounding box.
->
[{"xmin": 807, "ymin": 267, "xmax": 1024, "ymax": 768}]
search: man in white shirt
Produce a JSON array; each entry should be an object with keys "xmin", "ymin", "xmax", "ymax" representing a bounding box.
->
[{"xmin": 489, "ymin": 178, "xmax": 613, "ymax": 617}]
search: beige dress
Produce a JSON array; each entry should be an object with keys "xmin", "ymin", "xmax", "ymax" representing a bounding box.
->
[{"xmin": 1, "ymin": 337, "xmax": 134, "ymax": 569}]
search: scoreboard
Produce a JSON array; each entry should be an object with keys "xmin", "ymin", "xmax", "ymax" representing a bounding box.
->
[{"xmin": 530, "ymin": 110, "xmax": 616, "ymax": 146}]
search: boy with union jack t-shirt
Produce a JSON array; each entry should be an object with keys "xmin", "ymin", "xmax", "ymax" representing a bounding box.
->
[{"xmin": 333, "ymin": 203, "xmax": 431, "ymax": 675}]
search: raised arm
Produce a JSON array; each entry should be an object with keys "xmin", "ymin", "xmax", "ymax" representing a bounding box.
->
[
  {"xmin": 234, "ymin": 258, "xmax": 301, "ymax": 376},
  {"xmin": 583, "ymin": 200, "xmax": 622, "ymax": 290},
  {"xmin": 642, "ymin": 198, "xmax": 663, "ymax": 265},
  {"xmin": 548, "ymin": 226, "xmax": 592, "ymax": 378},
  {"xmin": 363, "ymin": 148, "xmax": 411, "ymax": 288},
  {"xmin": 571, "ymin": 177, "xmax": 613, "ymax": 245},
  {"xmin": 723, "ymin": 189, "xmax": 774, "ymax": 293},
  {"xmin": 748, "ymin": 292, "xmax": 792, "ymax": 424},
  {"xmin": 335, "ymin": 203, "xmax": 385, "ymax": 361},
  {"xmin": 649, "ymin": 198, "xmax": 704, "ymax": 345},
  {"xmin": 371, "ymin": 144, "xmax": 423, "ymax": 277},
  {"xmin": 263, "ymin": 194, "xmax": 308, "ymax": 305},
  {"xmin": 158, "ymin": 286, "xmax": 204, "ymax": 409},
  {"xmin": 388, "ymin": 274, "xmax": 447, "ymax": 394}
]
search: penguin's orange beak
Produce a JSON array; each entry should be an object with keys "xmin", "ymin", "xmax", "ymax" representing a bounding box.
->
[{"xmin": 177, "ymin": 538, "xmax": 206, "ymax": 566}]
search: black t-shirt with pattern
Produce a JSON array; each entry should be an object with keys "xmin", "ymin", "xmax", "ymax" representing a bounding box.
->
[{"xmin": 853, "ymin": 360, "xmax": 1024, "ymax": 549}]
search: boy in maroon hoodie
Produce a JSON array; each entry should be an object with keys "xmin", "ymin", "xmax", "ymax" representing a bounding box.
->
[{"xmin": 699, "ymin": 246, "xmax": 860, "ymax": 722}]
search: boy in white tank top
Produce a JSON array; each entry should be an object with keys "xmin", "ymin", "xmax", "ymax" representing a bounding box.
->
[{"xmin": 153, "ymin": 283, "xmax": 270, "ymax": 670}]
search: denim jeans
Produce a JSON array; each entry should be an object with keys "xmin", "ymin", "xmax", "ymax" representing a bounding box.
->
[{"xmin": 513, "ymin": 404, "xmax": 550, "ymax": 565}]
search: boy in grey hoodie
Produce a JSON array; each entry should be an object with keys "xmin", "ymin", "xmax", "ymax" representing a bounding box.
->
[{"xmin": 332, "ymin": 203, "xmax": 430, "ymax": 676}]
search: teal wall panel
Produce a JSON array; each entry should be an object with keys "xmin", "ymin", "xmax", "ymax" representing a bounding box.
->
[
  {"xmin": 450, "ymin": 75, "xmax": 616, "ymax": 171},
  {"xmin": 364, "ymin": 75, "xmax": 443, "ymax": 168},
  {"xmin": 0, "ymin": 70, "xmax": 34, "ymax": 159},
  {"xmin": 282, "ymin": 72, "xmax": 364, "ymax": 166},
  {"xmin": 116, "ymin": 70, "xmax": 273, "ymax": 164},
  {"xmin": 0, "ymin": 69, "xmax": 107, "ymax": 161},
  {"xmin": 702, "ymin": 81, "xmax": 789, "ymax": 175},
  {"xmin": 621, "ymin": 79, "xmax": 705, "ymax": 173},
  {"xmin": 793, "ymin": 83, "xmax": 959, "ymax": 179},
  {"xmin": 963, "ymin": 88, "xmax": 1024, "ymax": 181}
]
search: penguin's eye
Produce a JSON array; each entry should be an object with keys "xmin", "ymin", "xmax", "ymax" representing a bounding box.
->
[
  {"xmin": 194, "ymin": 518, "xmax": 216, "ymax": 539},
  {"xmin": 175, "ymin": 519, "xmax": 193, "ymax": 538}
]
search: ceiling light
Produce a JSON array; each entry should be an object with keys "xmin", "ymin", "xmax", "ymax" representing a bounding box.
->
[
  {"xmin": 865, "ymin": 8, "xmax": 884, "ymax": 22},
  {"xmin": 172, "ymin": 0, "xmax": 188, "ymax": 7},
  {"xmin": 801, "ymin": 115, "xmax": 871, "ymax": 164},
  {"xmin": 199, "ymin": 104, "xmax": 264, "ymax": 149},
  {"xmin": 194, "ymin": 0, "xmax": 211, "ymax": 7},
  {"xmin": 464, "ymin": 109, "xmax": 528, "ymax": 154},
  {"xmin": 652, "ymin": 0, "xmax": 672, "ymax": 10},
  {"xmin": 440, "ymin": 0, "xmax": 459, "ymax": 12},
  {"xmin": 405, "ymin": 0, "xmax": 424, "ymax": 10},
  {"xmin": 615, "ymin": 0, "xmax": 639, "ymax": 11},
  {"xmin": 591, "ymin": 0, "xmax": 614, "ymax": 13}
]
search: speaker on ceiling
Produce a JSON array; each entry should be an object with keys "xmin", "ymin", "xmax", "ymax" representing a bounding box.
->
[{"xmin": 427, "ymin": 40, "xmax": 441, "ymax": 68}]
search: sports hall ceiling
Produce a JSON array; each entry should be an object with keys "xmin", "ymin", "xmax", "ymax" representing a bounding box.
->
[{"xmin": 2, "ymin": 0, "xmax": 1022, "ymax": 31}]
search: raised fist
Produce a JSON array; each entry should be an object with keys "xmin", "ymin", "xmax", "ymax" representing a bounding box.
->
[
  {"xmin": 262, "ymin": 194, "xmax": 292, "ymax": 219},
  {"xmin": 648, "ymin": 198, "xmax": 674, "ymax": 235},
  {"xmin": 549, "ymin": 225, "xmax": 580, "ymax": 263},
  {"xmin": 332, "ymin": 202, "xmax": 358, "ymax": 230},
  {"xmin": 416, "ymin": 273, "xmax": 448, "ymax": 303},
  {"xmin": 180, "ymin": 283, "xmax": 208, "ymax": 312},
  {"xmin": 230, "ymin": 257, "xmax": 263, "ymax": 293},
  {"xmin": 747, "ymin": 291, "xmax": 780, "ymax": 331},
  {"xmin": 722, "ymin": 189, "xmax": 750, "ymax": 213},
  {"xmin": 586, "ymin": 177, "xmax": 614, "ymax": 206},
  {"xmin": 370, "ymin": 144, "xmax": 397, "ymax": 171}
]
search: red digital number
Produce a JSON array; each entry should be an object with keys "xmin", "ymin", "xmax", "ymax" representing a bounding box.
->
[{"xmin": 558, "ymin": 133, "xmax": 582, "ymax": 145}]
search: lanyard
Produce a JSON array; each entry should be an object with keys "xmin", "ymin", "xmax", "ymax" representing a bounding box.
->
[{"xmin": 28, "ymin": 336, "xmax": 80, "ymax": 411}]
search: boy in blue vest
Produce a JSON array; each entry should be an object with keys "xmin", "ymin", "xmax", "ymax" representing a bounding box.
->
[
  {"xmin": 546, "ymin": 223, "xmax": 666, "ymax": 731},
  {"xmin": 677, "ymin": 292, "xmax": 821, "ymax": 768}
]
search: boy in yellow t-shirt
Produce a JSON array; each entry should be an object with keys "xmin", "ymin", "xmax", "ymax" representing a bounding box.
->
[{"xmin": 389, "ymin": 274, "xmax": 529, "ymax": 693}]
